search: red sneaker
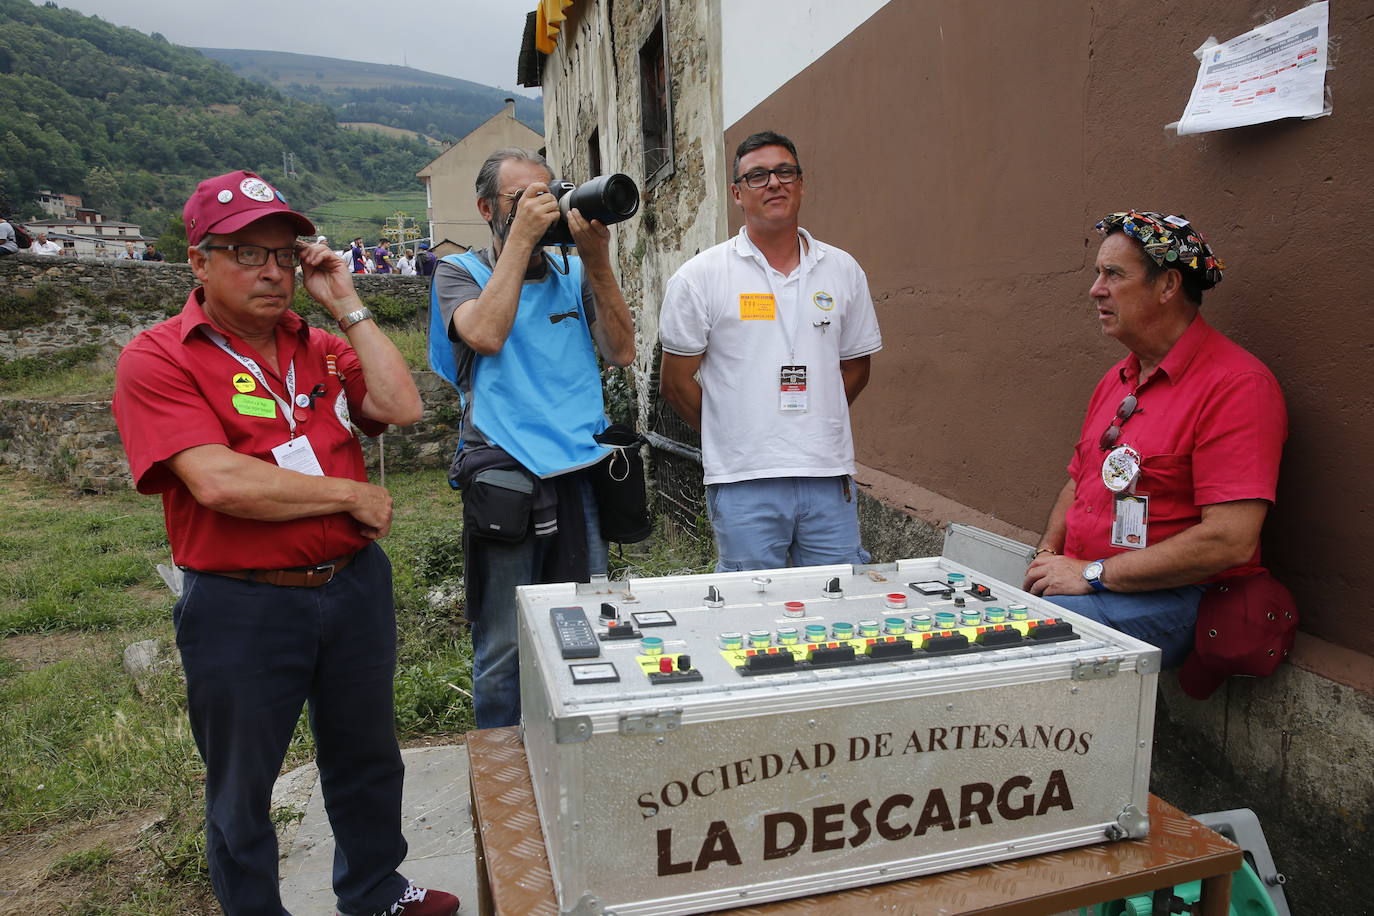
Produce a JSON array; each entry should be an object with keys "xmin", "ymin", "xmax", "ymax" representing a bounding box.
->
[{"xmin": 343, "ymin": 883, "xmax": 460, "ymax": 916}]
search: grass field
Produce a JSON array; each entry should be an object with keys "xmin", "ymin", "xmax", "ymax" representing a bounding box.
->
[
  {"xmin": 341, "ymin": 122, "xmax": 443, "ymax": 147},
  {"xmin": 0, "ymin": 466, "xmax": 472, "ymax": 912},
  {"xmin": 307, "ymin": 191, "xmax": 429, "ymax": 249},
  {"xmin": 0, "ymin": 461, "xmax": 712, "ymax": 912}
]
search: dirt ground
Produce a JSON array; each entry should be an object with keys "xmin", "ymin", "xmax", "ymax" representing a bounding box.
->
[
  {"xmin": 0, "ymin": 809, "xmax": 217, "ymax": 916},
  {"xmin": 0, "ymin": 632, "xmax": 102, "ymax": 673}
]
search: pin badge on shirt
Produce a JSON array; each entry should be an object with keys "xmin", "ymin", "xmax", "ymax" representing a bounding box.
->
[
  {"xmin": 1101, "ymin": 445, "xmax": 1141, "ymax": 493},
  {"xmin": 232, "ymin": 372, "xmax": 256, "ymax": 393}
]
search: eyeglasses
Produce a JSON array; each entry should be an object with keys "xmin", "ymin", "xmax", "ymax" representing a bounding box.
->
[
  {"xmin": 203, "ymin": 244, "xmax": 300, "ymax": 268},
  {"xmin": 1099, "ymin": 394, "xmax": 1140, "ymax": 450},
  {"xmin": 548, "ymin": 309, "xmax": 581, "ymax": 324},
  {"xmin": 733, "ymin": 165, "xmax": 803, "ymax": 189}
]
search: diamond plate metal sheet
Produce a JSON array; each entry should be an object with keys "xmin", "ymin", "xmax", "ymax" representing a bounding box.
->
[
  {"xmin": 470, "ymin": 728, "xmax": 1241, "ymax": 915},
  {"xmin": 468, "ymin": 727, "xmax": 560, "ymax": 916}
]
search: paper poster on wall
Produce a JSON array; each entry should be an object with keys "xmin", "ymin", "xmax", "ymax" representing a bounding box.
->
[{"xmin": 1174, "ymin": 1, "xmax": 1329, "ymax": 135}]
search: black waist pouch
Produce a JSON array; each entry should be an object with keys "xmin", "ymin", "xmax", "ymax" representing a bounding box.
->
[
  {"xmin": 463, "ymin": 468, "xmax": 535, "ymax": 543},
  {"xmin": 591, "ymin": 424, "xmax": 652, "ymax": 543}
]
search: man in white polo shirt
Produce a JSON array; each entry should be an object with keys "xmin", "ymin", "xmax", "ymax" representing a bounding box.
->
[{"xmin": 659, "ymin": 130, "xmax": 882, "ymax": 571}]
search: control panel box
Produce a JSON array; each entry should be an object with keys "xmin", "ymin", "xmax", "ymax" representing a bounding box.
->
[{"xmin": 517, "ymin": 558, "xmax": 1160, "ymax": 916}]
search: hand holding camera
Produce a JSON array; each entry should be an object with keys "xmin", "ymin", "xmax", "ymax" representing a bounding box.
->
[
  {"xmin": 508, "ymin": 181, "xmax": 562, "ymax": 250},
  {"xmin": 566, "ymin": 207, "xmax": 612, "ymax": 266}
]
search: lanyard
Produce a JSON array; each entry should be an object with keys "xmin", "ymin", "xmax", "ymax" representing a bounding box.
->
[
  {"xmin": 733, "ymin": 231, "xmax": 811, "ymax": 363},
  {"xmin": 202, "ymin": 327, "xmax": 299, "ymax": 436}
]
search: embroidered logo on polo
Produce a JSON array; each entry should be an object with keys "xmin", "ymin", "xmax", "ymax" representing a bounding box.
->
[
  {"xmin": 333, "ymin": 391, "xmax": 353, "ymax": 433},
  {"xmin": 239, "ymin": 177, "xmax": 275, "ymax": 202},
  {"xmin": 231, "ymin": 372, "xmax": 256, "ymax": 393},
  {"xmin": 813, "ymin": 291, "xmax": 835, "ymax": 311}
]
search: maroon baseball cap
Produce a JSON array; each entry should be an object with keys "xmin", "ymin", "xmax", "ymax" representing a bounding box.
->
[
  {"xmin": 183, "ymin": 170, "xmax": 315, "ymax": 246},
  {"xmin": 1177, "ymin": 573, "xmax": 1297, "ymax": 699}
]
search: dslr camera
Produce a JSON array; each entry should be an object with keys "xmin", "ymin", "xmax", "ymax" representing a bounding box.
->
[{"xmin": 537, "ymin": 173, "xmax": 641, "ymax": 246}]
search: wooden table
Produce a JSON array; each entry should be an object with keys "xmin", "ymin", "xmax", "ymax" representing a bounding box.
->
[{"xmin": 467, "ymin": 726, "xmax": 1241, "ymax": 915}]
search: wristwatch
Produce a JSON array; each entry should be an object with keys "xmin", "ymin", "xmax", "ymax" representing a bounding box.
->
[
  {"xmin": 337, "ymin": 307, "xmax": 375, "ymax": 332},
  {"xmin": 1082, "ymin": 560, "xmax": 1109, "ymax": 592}
]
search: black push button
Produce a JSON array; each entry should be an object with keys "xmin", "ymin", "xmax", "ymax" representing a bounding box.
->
[
  {"xmin": 1029, "ymin": 621, "xmax": 1076, "ymax": 641},
  {"xmin": 747, "ymin": 652, "xmax": 797, "ymax": 671},
  {"xmin": 921, "ymin": 633, "xmax": 971, "ymax": 654},
  {"xmin": 867, "ymin": 640, "xmax": 916, "ymax": 660}
]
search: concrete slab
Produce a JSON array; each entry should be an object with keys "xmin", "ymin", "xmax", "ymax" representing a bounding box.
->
[{"xmin": 278, "ymin": 745, "xmax": 476, "ymax": 914}]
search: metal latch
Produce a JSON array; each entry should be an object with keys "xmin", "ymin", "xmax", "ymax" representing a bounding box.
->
[
  {"xmin": 1105, "ymin": 803, "xmax": 1149, "ymax": 840},
  {"xmin": 619, "ymin": 708, "xmax": 682, "ymax": 736},
  {"xmin": 1072, "ymin": 656, "xmax": 1122, "ymax": 680}
]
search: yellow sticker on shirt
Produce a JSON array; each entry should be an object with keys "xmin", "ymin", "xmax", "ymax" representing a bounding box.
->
[
  {"xmin": 232, "ymin": 372, "xmax": 256, "ymax": 393},
  {"xmin": 738, "ymin": 293, "xmax": 776, "ymax": 321}
]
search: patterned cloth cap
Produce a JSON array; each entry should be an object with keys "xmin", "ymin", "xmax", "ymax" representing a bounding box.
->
[{"xmin": 1095, "ymin": 210, "xmax": 1224, "ymax": 290}]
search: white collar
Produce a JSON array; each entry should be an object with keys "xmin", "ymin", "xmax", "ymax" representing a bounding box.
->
[{"xmin": 731, "ymin": 226, "xmax": 823, "ymax": 273}]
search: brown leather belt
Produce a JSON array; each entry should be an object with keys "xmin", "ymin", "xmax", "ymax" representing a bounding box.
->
[{"xmin": 194, "ymin": 551, "xmax": 359, "ymax": 588}]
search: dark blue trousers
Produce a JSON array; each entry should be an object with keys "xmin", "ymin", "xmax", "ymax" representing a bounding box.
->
[{"xmin": 174, "ymin": 543, "xmax": 409, "ymax": 916}]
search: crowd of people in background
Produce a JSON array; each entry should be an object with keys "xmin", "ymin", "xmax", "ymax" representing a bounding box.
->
[
  {"xmin": 0, "ymin": 217, "xmax": 438, "ymax": 274},
  {"xmin": 332, "ymin": 235, "xmax": 436, "ymax": 276}
]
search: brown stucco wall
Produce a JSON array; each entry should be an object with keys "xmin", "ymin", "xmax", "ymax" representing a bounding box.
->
[{"xmin": 727, "ymin": 0, "xmax": 1374, "ymax": 659}]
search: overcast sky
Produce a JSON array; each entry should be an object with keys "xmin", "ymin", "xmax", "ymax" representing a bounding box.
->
[{"xmin": 34, "ymin": 0, "xmax": 541, "ymax": 98}]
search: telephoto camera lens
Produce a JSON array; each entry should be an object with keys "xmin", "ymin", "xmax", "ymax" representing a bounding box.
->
[{"xmin": 540, "ymin": 174, "xmax": 641, "ymax": 246}]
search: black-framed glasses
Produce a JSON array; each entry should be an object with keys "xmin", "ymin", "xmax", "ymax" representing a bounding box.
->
[
  {"xmin": 548, "ymin": 309, "xmax": 581, "ymax": 324},
  {"xmin": 733, "ymin": 165, "xmax": 803, "ymax": 189},
  {"xmin": 1099, "ymin": 394, "xmax": 1140, "ymax": 450},
  {"xmin": 204, "ymin": 244, "xmax": 300, "ymax": 269}
]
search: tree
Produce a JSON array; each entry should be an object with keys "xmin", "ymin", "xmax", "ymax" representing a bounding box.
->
[
  {"xmin": 158, "ymin": 213, "xmax": 187, "ymax": 262},
  {"xmin": 84, "ymin": 165, "xmax": 118, "ymax": 211}
]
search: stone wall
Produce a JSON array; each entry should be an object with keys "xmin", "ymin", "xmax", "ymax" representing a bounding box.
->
[
  {"xmin": 0, "ymin": 253, "xmax": 448, "ymax": 490},
  {"xmin": 0, "ymin": 368, "xmax": 456, "ymax": 493},
  {"xmin": 0, "ymin": 395, "xmax": 126, "ymax": 492},
  {"xmin": 0, "ymin": 253, "xmax": 431, "ymax": 362}
]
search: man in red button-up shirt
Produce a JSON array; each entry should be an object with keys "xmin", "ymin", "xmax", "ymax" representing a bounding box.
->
[
  {"xmin": 1023, "ymin": 211, "xmax": 1286, "ymax": 669},
  {"xmin": 113, "ymin": 171, "xmax": 458, "ymax": 916}
]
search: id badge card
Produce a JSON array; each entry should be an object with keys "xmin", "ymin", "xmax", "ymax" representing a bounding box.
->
[
  {"xmin": 272, "ymin": 435, "xmax": 326, "ymax": 477},
  {"xmin": 1111, "ymin": 492, "xmax": 1149, "ymax": 549},
  {"xmin": 779, "ymin": 365, "xmax": 808, "ymax": 411}
]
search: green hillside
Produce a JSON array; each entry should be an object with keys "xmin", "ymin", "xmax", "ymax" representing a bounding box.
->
[
  {"xmin": 0, "ymin": 0, "xmax": 433, "ymax": 231},
  {"xmin": 197, "ymin": 48, "xmax": 545, "ymax": 143}
]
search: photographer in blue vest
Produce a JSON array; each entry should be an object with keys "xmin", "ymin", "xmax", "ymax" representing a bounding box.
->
[{"xmin": 429, "ymin": 148, "xmax": 636, "ymax": 728}]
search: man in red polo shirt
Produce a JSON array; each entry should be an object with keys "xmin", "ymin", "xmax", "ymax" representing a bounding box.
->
[
  {"xmin": 1023, "ymin": 211, "xmax": 1286, "ymax": 669},
  {"xmin": 113, "ymin": 170, "xmax": 457, "ymax": 916}
]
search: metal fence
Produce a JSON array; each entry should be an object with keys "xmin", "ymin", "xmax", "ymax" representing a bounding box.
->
[{"xmin": 644, "ymin": 343, "xmax": 707, "ymax": 533}]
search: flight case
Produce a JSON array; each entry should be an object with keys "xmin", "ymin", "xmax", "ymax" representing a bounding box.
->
[{"xmin": 517, "ymin": 557, "xmax": 1160, "ymax": 915}]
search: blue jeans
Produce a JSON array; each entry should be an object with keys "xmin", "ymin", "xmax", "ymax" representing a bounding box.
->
[
  {"xmin": 469, "ymin": 476, "xmax": 605, "ymax": 729},
  {"xmin": 707, "ymin": 476, "xmax": 869, "ymax": 572},
  {"xmin": 1045, "ymin": 585, "xmax": 1205, "ymax": 670},
  {"xmin": 173, "ymin": 543, "xmax": 409, "ymax": 916}
]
